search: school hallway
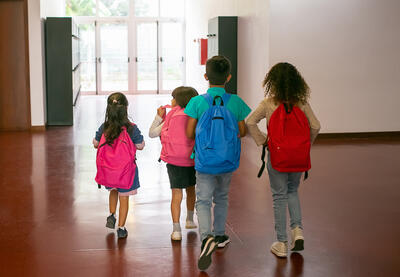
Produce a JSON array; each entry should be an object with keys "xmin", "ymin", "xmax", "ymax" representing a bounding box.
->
[{"xmin": 0, "ymin": 95, "xmax": 399, "ymax": 277}]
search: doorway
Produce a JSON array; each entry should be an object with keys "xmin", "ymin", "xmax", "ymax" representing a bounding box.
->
[{"xmin": 71, "ymin": 0, "xmax": 185, "ymax": 95}]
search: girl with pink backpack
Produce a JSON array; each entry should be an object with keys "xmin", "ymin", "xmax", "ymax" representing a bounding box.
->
[
  {"xmin": 93, "ymin": 92, "xmax": 145, "ymax": 239},
  {"xmin": 149, "ymin": 86, "xmax": 198, "ymax": 240}
]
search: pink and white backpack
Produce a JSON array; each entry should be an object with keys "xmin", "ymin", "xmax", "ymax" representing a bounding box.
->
[
  {"xmin": 160, "ymin": 106, "xmax": 195, "ymax": 167},
  {"xmin": 95, "ymin": 126, "xmax": 137, "ymax": 189}
]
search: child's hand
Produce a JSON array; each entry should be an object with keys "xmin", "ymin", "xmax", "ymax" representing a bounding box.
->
[
  {"xmin": 157, "ymin": 106, "xmax": 166, "ymax": 118},
  {"xmin": 93, "ymin": 138, "xmax": 99, "ymax": 149}
]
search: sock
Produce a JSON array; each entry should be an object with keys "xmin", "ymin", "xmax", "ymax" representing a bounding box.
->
[
  {"xmin": 186, "ymin": 210, "xmax": 194, "ymax": 222},
  {"xmin": 118, "ymin": 226, "xmax": 125, "ymax": 230},
  {"xmin": 173, "ymin": 223, "xmax": 181, "ymax": 232},
  {"xmin": 109, "ymin": 213, "xmax": 115, "ymax": 217}
]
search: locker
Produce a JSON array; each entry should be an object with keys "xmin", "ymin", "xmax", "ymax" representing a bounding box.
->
[{"xmin": 207, "ymin": 16, "xmax": 238, "ymax": 94}]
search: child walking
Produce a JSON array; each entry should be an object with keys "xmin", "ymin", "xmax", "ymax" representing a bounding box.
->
[
  {"xmin": 149, "ymin": 86, "xmax": 199, "ymax": 241},
  {"xmin": 246, "ymin": 62, "xmax": 320, "ymax": 257},
  {"xmin": 93, "ymin": 92, "xmax": 145, "ymax": 239},
  {"xmin": 185, "ymin": 56, "xmax": 251, "ymax": 270}
]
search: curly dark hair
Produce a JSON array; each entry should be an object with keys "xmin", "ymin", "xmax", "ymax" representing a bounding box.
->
[
  {"xmin": 263, "ymin": 62, "xmax": 310, "ymax": 106},
  {"xmin": 103, "ymin": 92, "xmax": 132, "ymax": 145},
  {"xmin": 171, "ymin": 86, "xmax": 199, "ymax": 108}
]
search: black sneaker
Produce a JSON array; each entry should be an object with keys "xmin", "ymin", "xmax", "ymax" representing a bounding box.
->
[
  {"xmin": 215, "ymin": 235, "xmax": 231, "ymax": 248},
  {"xmin": 117, "ymin": 227, "xmax": 128, "ymax": 239},
  {"xmin": 106, "ymin": 214, "xmax": 116, "ymax": 229},
  {"xmin": 198, "ymin": 235, "xmax": 217, "ymax": 271}
]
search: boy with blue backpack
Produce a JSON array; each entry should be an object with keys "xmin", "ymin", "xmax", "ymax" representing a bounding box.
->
[{"xmin": 185, "ymin": 56, "xmax": 251, "ymax": 271}]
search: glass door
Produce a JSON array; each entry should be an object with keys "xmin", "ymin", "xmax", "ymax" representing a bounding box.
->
[
  {"xmin": 97, "ymin": 22, "xmax": 129, "ymax": 94},
  {"xmin": 134, "ymin": 20, "xmax": 185, "ymax": 94},
  {"xmin": 159, "ymin": 22, "xmax": 184, "ymax": 93},
  {"xmin": 135, "ymin": 22, "xmax": 158, "ymax": 93},
  {"xmin": 78, "ymin": 23, "xmax": 96, "ymax": 93}
]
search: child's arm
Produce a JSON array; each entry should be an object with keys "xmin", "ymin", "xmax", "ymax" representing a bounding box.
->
[
  {"xmin": 246, "ymin": 101, "xmax": 268, "ymax": 146},
  {"xmin": 93, "ymin": 138, "xmax": 99, "ymax": 149},
  {"xmin": 238, "ymin": 120, "xmax": 247, "ymax": 137},
  {"xmin": 303, "ymin": 103, "xmax": 321, "ymax": 144},
  {"xmin": 93, "ymin": 124, "xmax": 104, "ymax": 149},
  {"xmin": 148, "ymin": 106, "xmax": 166, "ymax": 138},
  {"xmin": 186, "ymin": 117, "xmax": 197, "ymax": 139},
  {"xmin": 130, "ymin": 125, "xmax": 145, "ymax": 150}
]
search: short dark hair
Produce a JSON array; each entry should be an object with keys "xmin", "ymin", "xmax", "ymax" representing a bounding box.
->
[
  {"xmin": 206, "ymin": 56, "xmax": 231, "ymax": 85},
  {"xmin": 172, "ymin": 86, "xmax": 199, "ymax": 108}
]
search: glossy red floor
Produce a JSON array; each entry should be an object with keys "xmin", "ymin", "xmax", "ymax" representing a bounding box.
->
[{"xmin": 1, "ymin": 95, "xmax": 399, "ymax": 277}]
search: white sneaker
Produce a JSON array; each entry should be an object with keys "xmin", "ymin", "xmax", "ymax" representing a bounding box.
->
[
  {"xmin": 270, "ymin": 241, "xmax": 288, "ymax": 258},
  {"xmin": 185, "ymin": 220, "xmax": 197, "ymax": 229},
  {"xmin": 290, "ymin": 226, "xmax": 304, "ymax": 251},
  {"xmin": 171, "ymin": 231, "xmax": 182, "ymax": 241}
]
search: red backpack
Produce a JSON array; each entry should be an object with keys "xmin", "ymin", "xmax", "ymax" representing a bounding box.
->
[{"xmin": 258, "ymin": 103, "xmax": 311, "ymax": 177}]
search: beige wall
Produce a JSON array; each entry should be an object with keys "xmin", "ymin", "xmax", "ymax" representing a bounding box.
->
[
  {"xmin": 270, "ymin": 0, "xmax": 400, "ymax": 133},
  {"xmin": 186, "ymin": 0, "xmax": 400, "ymax": 133}
]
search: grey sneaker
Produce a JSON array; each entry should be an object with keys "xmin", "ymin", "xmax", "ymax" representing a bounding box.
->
[
  {"xmin": 106, "ymin": 214, "xmax": 116, "ymax": 229},
  {"xmin": 198, "ymin": 236, "xmax": 217, "ymax": 271},
  {"xmin": 117, "ymin": 227, "xmax": 128, "ymax": 239},
  {"xmin": 215, "ymin": 235, "xmax": 231, "ymax": 248}
]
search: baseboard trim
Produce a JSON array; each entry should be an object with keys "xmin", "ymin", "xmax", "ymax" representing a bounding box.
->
[
  {"xmin": 317, "ymin": 131, "xmax": 400, "ymax": 140},
  {"xmin": 30, "ymin": 125, "xmax": 46, "ymax": 132}
]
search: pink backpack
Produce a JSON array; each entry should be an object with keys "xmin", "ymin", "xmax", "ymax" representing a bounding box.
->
[
  {"xmin": 160, "ymin": 106, "xmax": 195, "ymax": 167},
  {"xmin": 95, "ymin": 126, "xmax": 137, "ymax": 189}
]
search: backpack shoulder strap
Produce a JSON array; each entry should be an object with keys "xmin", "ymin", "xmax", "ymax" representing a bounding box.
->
[
  {"xmin": 221, "ymin": 93, "xmax": 231, "ymax": 106},
  {"xmin": 257, "ymin": 144, "xmax": 267, "ymax": 178},
  {"xmin": 202, "ymin": 93, "xmax": 213, "ymax": 107}
]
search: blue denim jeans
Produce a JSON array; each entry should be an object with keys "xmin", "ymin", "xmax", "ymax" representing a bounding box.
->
[
  {"xmin": 195, "ymin": 171, "xmax": 233, "ymax": 241},
  {"xmin": 267, "ymin": 154, "xmax": 303, "ymax": 242}
]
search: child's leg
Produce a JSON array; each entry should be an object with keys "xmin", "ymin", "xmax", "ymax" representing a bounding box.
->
[
  {"xmin": 109, "ymin": 190, "xmax": 119, "ymax": 214},
  {"xmin": 267, "ymin": 157, "xmax": 289, "ymax": 242},
  {"xmin": 212, "ymin": 172, "xmax": 232, "ymax": 237},
  {"xmin": 195, "ymin": 172, "xmax": 217, "ymax": 241},
  {"xmin": 171, "ymin": 189, "xmax": 183, "ymax": 224},
  {"xmin": 118, "ymin": 195, "xmax": 129, "ymax": 227},
  {"xmin": 185, "ymin": 185, "xmax": 196, "ymax": 214},
  {"xmin": 287, "ymin": 172, "xmax": 303, "ymax": 229}
]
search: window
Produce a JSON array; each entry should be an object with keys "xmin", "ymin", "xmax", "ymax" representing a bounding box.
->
[
  {"xmin": 134, "ymin": 0, "xmax": 159, "ymax": 17},
  {"xmin": 66, "ymin": 0, "xmax": 96, "ymax": 17},
  {"xmin": 98, "ymin": 0, "xmax": 129, "ymax": 17}
]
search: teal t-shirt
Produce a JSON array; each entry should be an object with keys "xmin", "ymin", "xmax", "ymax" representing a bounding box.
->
[{"xmin": 184, "ymin": 87, "xmax": 251, "ymax": 121}]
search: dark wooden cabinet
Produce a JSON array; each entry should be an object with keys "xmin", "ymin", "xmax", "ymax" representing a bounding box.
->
[
  {"xmin": 45, "ymin": 17, "xmax": 81, "ymax": 126},
  {"xmin": 207, "ymin": 16, "xmax": 238, "ymax": 94}
]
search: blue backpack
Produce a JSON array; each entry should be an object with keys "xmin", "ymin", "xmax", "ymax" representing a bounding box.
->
[{"xmin": 194, "ymin": 93, "xmax": 241, "ymax": 174}]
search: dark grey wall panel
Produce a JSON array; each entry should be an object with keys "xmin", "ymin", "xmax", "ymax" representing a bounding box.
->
[
  {"xmin": 208, "ymin": 16, "xmax": 238, "ymax": 94},
  {"xmin": 45, "ymin": 17, "xmax": 80, "ymax": 126}
]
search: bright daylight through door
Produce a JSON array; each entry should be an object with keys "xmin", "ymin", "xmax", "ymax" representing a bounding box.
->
[{"xmin": 66, "ymin": 0, "xmax": 185, "ymax": 94}]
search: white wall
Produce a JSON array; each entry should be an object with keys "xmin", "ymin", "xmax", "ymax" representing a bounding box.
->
[
  {"xmin": 270, "ymin": 0, "xmax": 400, "ymax": 133},
  {"xmin": 28, "ymin": 0, "xmax": 65, "ymax": 127},
  {"xmin": 186, "ymin": 0, "xmax": 400, "ymax": 133},
  {"xmin": 185, "ymin": 0, "xmax": 239, "ymax": 94},
  {"xmin": 28, "ymin": 0, "xmax": 46, "ymax": 126}
]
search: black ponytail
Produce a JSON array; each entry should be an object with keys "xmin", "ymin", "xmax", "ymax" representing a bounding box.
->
[{"xmin": 103, "ymin": 92, "xmax": 132, "ymax": 145}]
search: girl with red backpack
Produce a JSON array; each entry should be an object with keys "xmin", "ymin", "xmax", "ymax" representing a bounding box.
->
[
  {"xmin": 149, "ymin": 86, "xmax": 198, "ymax": 241},
  {"xmin": 93, "ymin": 92, "xmax": 145, "ymax": 239},
  {"xmin": 246, "ymin": 63, "xmax": 321, "ymax": 257}
]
